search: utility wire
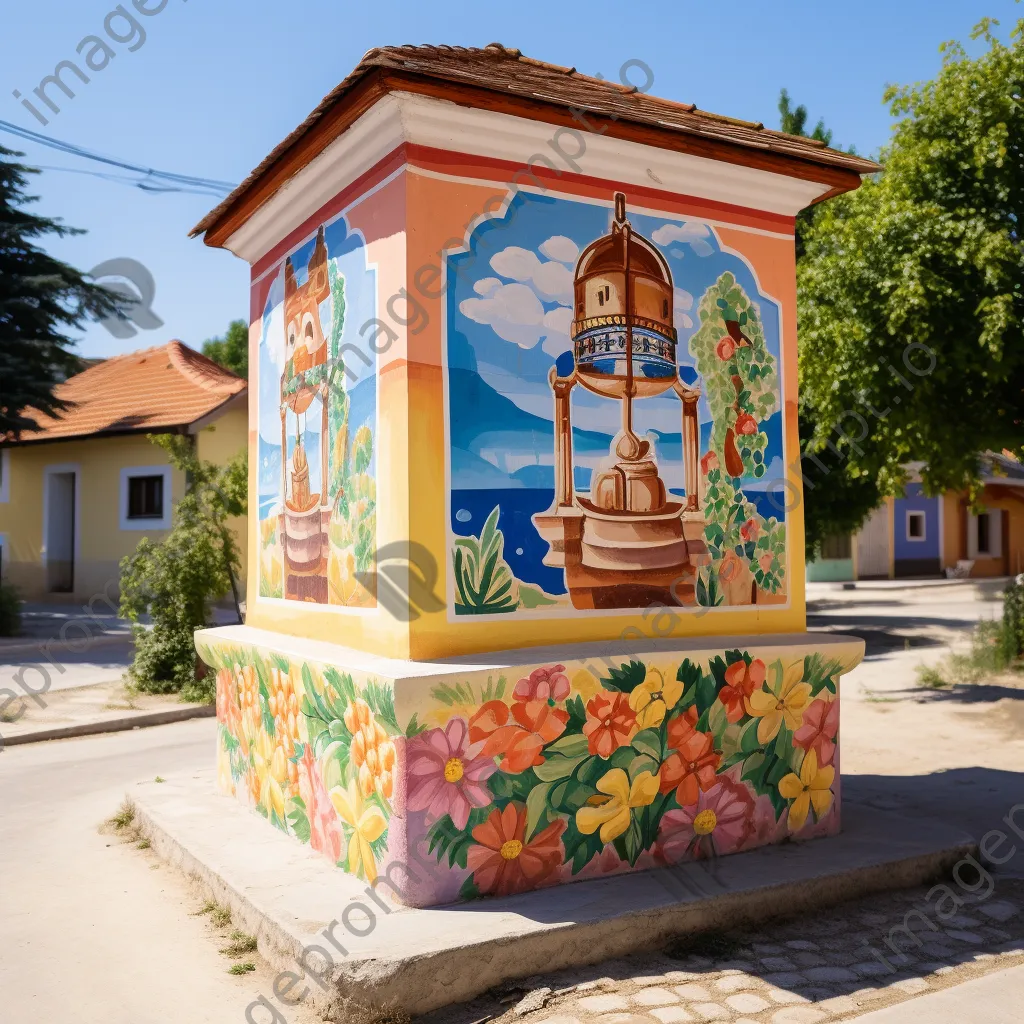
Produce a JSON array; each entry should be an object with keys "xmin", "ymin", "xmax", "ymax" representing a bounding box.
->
[{"xmin": 0, "ymin": 118, "xmax": 237, "ymax": 197}]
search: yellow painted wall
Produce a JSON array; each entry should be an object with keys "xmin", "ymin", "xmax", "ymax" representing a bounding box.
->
[{"xmin": 0, "ymin": 408, "xmax": 248, "ymax": 604}]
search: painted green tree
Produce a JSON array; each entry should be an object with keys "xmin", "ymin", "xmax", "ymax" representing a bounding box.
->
[{"xmin": 690, "ymin": 274, "xmax": 785, "ymax": 598}]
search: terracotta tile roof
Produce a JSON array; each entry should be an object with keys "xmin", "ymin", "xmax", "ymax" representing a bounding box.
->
[
  {"xmin": 14, "ymin": 340, "xmax": 246, "ymax": 444},
  {"xmin": 192, "ymin": 42, "xmax": 881, "ymax": 242}
]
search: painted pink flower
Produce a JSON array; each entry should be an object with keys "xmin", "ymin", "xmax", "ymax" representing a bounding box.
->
[
  {"xmin": 656, "ymin": 776, "xmax": 755, "ymax": 861},
  {"xmin": 514, "ymin": 664, "xmax": 570, "ymax": 703},
  {"xmin": 758, "ymin": 552, "xmax": 774, "ymax": 573},
  {"xmin": 701, "ymin": 450, "xmax": 720, "ymax": 474},
  {"xmin": 740, "ymin": 518, "xmax": 760, "ymax": 543},
  {"xmin": 406, "ymin": 718, "xmax": 496, "ymax": 829},
  {"xmin": 297, "ymin": 743, "xmax": 344, "ymax": 864},
  {"xmin": 793, "ymin": 698, "xmax": 839, "ymax": 766},
  {"xmin": 716, "ymin": 337, "xmax": 737, "ymax": 361}
]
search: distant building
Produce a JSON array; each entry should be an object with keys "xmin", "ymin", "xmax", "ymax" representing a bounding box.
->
[
  {"xmin": 0, "ymin": 341, "xmax": 247, "ymax": 602},
  {"xmin": 808, "ymin": 455, "xmax": 1024, "ymax": 581}
]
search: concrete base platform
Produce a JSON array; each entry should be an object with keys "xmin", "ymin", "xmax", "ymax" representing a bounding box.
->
[{"xmin": 132, "ymin": 770, "xmax": 977, "ymax": 1019}]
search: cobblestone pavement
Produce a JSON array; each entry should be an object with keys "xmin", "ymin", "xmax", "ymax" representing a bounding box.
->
[{"xmin": 420, "ymin": 881, "xmax": 1024, "ymax": 1024}]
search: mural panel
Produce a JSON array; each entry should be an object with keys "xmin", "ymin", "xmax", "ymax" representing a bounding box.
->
[
  {"xmin": 446, "ymin": 191, "xmax": 787, "ymax": 616},
  {"xmin": 256, "ymin": 218, "xmax": 378, "ymax": 608},
  {"xmin": 204, "ymin": 631, "xmax": 850, "ymax": 906}
]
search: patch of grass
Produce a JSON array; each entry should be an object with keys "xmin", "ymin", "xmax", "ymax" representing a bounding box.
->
[
  {"xmin": 136, "ymin": 838, "xmax": 151, "ymax": 849},
  {"xmin": 228, "ymin": 962, "xmax": 256, "ymax": 975},
  {"xmin": 194, "ymin": 899, "xmax": 233, "ymax": 928},
  {"xmin": 916, "ymin": 619, "xmax": 1016, "ymax": 690},
  {"xmin": 916, "ymin": 665, "xmax": 951, "ymax": 690},
  {"xmin": 221, "ymin": 930, "xmax": 258, "ymax": 958},
  {"xmin": 664, "ymin": 930, "xmax": 741, "ymax": 960},
  {"xmin": 342, "ymin": 1001, "xmax": 412, "ymax": 1024},
  {"xmin": 154, "ymin": 776, "xmax": 165, "ymax": 783},
  {"xmin": 108, "ymin": 798, "xmax": 136, "ymax": 832}
]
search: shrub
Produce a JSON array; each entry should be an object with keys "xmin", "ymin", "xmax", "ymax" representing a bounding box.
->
[
  {"xmin": 119, "ymin": 435, "xmax": 246, "ymax": 702},
  {"xmin": 1002, "ymin": 574, "xmax": 1024, "ymax": 664},
  {"xmin": 0, "ymin": 582, "xmax": 22, "ymax": 637}
]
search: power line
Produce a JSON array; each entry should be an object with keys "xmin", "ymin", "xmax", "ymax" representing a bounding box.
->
[{"xmin": 0, "ymin": 118, "xmax": 237, "ymax": 197}]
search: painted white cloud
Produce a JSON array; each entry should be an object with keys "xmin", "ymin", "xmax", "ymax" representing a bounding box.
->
[
  {"xmin": 652, "ymin": 221, "xmax": 715, "ymax": 257},
  {"xmin": 674, "ymin": 287, "xmax": 694, "ymax": 311},
  {"xmin": 539, "ymin": 235, "xmax": 579, "ymax": 264},
  {"xmin": 488, "ymin": 245, "xmax": 574, "ymax": 304},
  {"xmin": 474, "ymin": 276, "xmax": 503, "ymax": 297},
  {"xmin": 463, "ymin": 238, "xmax": 580, "ymax": 351},
  {"xmin": 541, "ymin": 306, "xmax": 573, "ymax": 357}
]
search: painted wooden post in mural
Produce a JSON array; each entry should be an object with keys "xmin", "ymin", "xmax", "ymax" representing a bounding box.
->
[{"xmin": 190, "ymin": 44, "xmax": 876, "ymax": 908}]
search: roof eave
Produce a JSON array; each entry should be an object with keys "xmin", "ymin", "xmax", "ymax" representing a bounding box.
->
[{"xmin": 192, "ymin": 65, "xmax": 878, "ymax": 251}]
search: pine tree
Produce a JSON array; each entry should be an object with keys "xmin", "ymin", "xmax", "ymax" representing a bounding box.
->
[{"xmin": 0, "ymin": 145, "xmax": 120, "ymax": 439}]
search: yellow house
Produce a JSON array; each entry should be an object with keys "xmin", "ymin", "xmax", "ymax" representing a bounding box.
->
[{"xmin": 0, "ymin": 340, "xmax": 248, "ymax": 603}]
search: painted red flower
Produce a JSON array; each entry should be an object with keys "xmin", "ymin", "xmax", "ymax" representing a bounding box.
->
[
  {"xmin": 758, "ymin": 552, "xmax": 774, "ymax": 573},
  {"xmin": 469, "ymin": 699, "xmax": 568, "ymax": 774},
  {"xmin": 466, "ymin": 803, "xmax": 566, "ymax": 897},
  {"xmin": 582, "ymin": 691, "xmax": 637, "ymax": 758},
  {"xmin": 735, "ymin": 412, "xmax": 758, "ymax": 436},
  {"xmin": 701, "ymin": 450, "xmax": 720, "ymax": 475},
  {"xmin": 740, "ymin": 518, "xmax": 760, "ymax": 543},
  {"xmin": 660, "ymin": 712, "xmax": 721, "ymax": 806},
  {"xmin": 793, "ymin": 697, "xmax": 840, "ymax": 765},
  {"xmin": 514, "ymin": 664, "xmax": 570, "ymax": 703},
  {"xmin": 718, "ymin": 657, "xmax": 766, "ymax": 723},
  {"xmin": 716, "ymin": 337, "xmax": 737, "ymax": 361}
]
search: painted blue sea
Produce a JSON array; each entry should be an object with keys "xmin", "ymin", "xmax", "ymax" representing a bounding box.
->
[{"xmin": 450, "ymin": 487, "xmax": 786, "ymax": 597}]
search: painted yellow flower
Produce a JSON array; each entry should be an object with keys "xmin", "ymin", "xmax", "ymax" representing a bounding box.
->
[
  {"xmin": 628, "ymin": 667, "xmax": 683, "ymax": 730},
  {"xmin": 253, "ymin": 731, "xmax": 287, "ymax": 821},
  {"xmin": 216, "ymin": 740, "xmax": 235, "ymax": 796},
  {"xmin": 329, "ymin": 780, "xmax": 387, "ymax": 883},
  {"xmin": 745, "ymin": 659, "xmax": 812, "ymax": 744},
  {"xmin": 778, "ymin": 750, "xmax": 835, "ymax": 832},
  {"xmin": 576, "ymin": 768, "xmax": 660, "ymax": 844}
]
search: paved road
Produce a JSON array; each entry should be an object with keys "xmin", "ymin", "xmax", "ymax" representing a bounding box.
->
[
  {"xmin": 807, "ymin": 581, "xmax": 1003, "ymax": 699},
  {"xmin": 0, "ymin": 719, "xmax": 318, "ymax": 1024}
]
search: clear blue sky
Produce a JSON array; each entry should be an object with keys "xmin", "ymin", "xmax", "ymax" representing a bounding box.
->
[{"xmin": 2, "ymin": 0, "xmax": 1017, "ymax": 358}]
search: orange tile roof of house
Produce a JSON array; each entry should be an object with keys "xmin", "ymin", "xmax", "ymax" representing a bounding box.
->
[{"xmin": 14, "ymin": 340, "xmax": 246, "ymax": 445}]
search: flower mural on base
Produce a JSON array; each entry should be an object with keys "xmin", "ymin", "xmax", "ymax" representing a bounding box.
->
[{"xmin": 202, "ymin": 635, "xmax": 854, "ymax": 905}]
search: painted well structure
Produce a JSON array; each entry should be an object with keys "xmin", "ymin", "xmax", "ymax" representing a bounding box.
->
[{"xmin": 191, "ymin": 44, "xmax": 876, "ymax": 908}]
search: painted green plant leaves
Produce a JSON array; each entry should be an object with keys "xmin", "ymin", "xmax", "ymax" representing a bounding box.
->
[{"xmin": 453, "ymin": 505, "xmax": 520, "ymax": 614}]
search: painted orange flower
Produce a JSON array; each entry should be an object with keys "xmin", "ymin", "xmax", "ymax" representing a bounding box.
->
[
  {"xmin": 466, "ymin": 803, "xmax": 566, "ymax": 897},
  {"xmin": 582, "ymin": 691, "xmax": 637, "ymax": 758},
  {"xmin": 215, "ymin": 667, "xmax": 241, "ymax": 738},
  {"xmin": 469, "ymin": 699, "xmax": 568, "ymax": 774},
  {"xmin": 346, "ymin": 697, "xmax": 397, "ymax": 799},
  {"xmin": 660, "ymin": 712, "xmax": 721, "ymax": 807},
  {"xmin": 718, "ymin": 658, "xmax": 766, "ymax": 724}
]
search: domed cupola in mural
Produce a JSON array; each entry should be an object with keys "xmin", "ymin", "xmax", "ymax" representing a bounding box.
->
[{"xmin": 533, "ymin": 192, "xmax": 707, "ymax": 609}]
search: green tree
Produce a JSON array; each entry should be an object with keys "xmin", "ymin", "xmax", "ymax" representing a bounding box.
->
[
  {"xmin": 202, "ymin": 319, "xmax": 248, "ymax": 378},
  {"xmin": 0, "ymin": 146, "xmax": 120, "ymax": 439},
  {"xmin": 778, "ymin": 88, "xmax": 834, "ymax": 146},
  {"xmin": 794, "ymin": 18, "xmax": 1024, "ymax": 554},
  {"xmin": 119, "ymin": 435, "xmax": 247, "ymax": 701}
]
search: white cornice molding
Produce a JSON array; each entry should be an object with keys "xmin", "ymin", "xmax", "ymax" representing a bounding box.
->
[{"xmin": 226, "ymin": 91, "xmax": 833, "ymax": 264}]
